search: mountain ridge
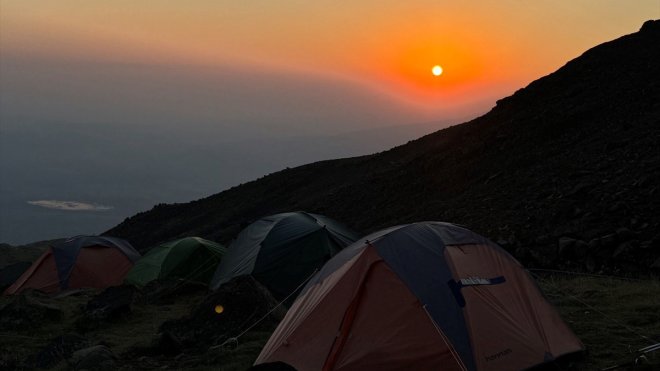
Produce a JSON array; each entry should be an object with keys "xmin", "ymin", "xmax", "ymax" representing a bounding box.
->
[{"xmin": 107, "ymin": 20, "xmax": 660, "ymax": 273}]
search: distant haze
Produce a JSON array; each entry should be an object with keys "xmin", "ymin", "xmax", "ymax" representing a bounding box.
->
[{"xmin": 1, "ymin": 57, "xmax": 466, "ymax": 243}]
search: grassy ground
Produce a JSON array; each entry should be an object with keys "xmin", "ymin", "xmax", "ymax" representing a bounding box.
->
[
  {"xmin": 535, "ymin": 274, "xmax": 660, "ymax": 370},
  {"xmin": 1, "ymin": 275, "xmax": 658, "ymax": 370},
  {"xmin": 195, "ymin": 330, "xmax": 275, "ymax": 371}
]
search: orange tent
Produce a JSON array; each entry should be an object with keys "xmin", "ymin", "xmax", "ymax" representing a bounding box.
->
[
  {"xmin": 256, "ymin": 222, "xmax": 583, "ymax": 371},
  {"xmin": 4, "ymin": 235, "xmax": 140, "ymax": 295}
]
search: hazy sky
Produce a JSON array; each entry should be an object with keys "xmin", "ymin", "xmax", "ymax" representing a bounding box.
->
[{"xmin": 2, "ymin": 1, "xmax": 657, "ymax": 119}]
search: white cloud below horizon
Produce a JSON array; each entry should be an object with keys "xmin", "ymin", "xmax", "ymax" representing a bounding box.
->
[{"xmin": 27, "ymin": 200, "xmax": 113, "ymax": 211}]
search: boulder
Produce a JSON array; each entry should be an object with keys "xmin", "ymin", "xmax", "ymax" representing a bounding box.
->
[
  {"xmin": 574, "ymin": 240, "xmax": 589, "ymax": 258},
  {"xmin": 137, "ymin": 278, "xmax": 207, "ymax": 305},
  {"xmin": 651, "ymin": 257, "xmax": 660, "ymax": 270},
  {"xmin": 28, "ymin": 334, "xmax": 90, "ymax": 369},
  {"xmin": 615, "ymin": 227, "xmax": 635, "ymax": 241},
  {"xmin": 558, "ymin": 237, "xmax": 577, "ymax": 258},
  {"xmin": 600, "ymin": 233, "xmax": 618, "ymax": 248},
  {"xmin": 613, "ymin": 242, "xmax": 633, "ymax": 258},
  {"xmin": 71, "ymin": 345, "xmax": 116, "ymax": 370},
  {"xmin": 76, "ymin": 285, "xmax": 135, "ymax": 331},
  {"xmin": 566, "ymin": 182, "xmax": 593, "ymax": 199},
  {"xmin": 585, "ymin": 255, "xmax": 598, "ymax": 273},
  {"xmin": 557, "ymin": 237, "xmax": 589, "ymax": 260}
]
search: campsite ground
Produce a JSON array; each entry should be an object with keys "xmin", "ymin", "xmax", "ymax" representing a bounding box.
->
[
  {"xmin": 537, "ymin": 274, "xmax": 660, "ymax": 370},
  {"xmin": 1, "ymin": 274, "xmax": 658, "ymax": 370}
]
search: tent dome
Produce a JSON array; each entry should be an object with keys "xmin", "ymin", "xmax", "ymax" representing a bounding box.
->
[
  {"xmin": 211, "ymin": 211, "xmax": 358, "ymax": 299},
  {"xmin": 4, "ymin": 235, "xmax": 140, "ymax": 295},
  {"xmin": 256, "ymin": 222, "xmax": 584, "ymax": 371},
  {"xmin": 125, "ymin": 237, "xmax": 225, "ymax": 287}
]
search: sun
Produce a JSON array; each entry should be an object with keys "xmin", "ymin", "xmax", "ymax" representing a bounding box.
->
[{"xmin": 432, "ymin": 65, "xmax": 443, "ymax": 76}]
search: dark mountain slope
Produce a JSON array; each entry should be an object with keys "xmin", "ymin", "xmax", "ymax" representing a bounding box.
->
[{"xmin": 107, "ymin": 20, "xmax": 660, "ymax": 272}]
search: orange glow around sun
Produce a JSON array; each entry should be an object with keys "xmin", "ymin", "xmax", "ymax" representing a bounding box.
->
[
  {"xmin": 11, "ymin": 2, "xmax": 650, "ymax": 114},
  {"xmin": 360, "ymin": 30, "xmax": 491, "ymax": 106}
]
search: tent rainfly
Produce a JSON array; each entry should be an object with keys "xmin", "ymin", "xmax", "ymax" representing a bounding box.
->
[
  {"xmin": 4, "ymin": 235, "xmax": 140, "ymax": 295},
  {"xmin": 125, "ymin": 237, "xmax": 225, "ymax": 287},
  {"xmin": 211, "ymin": 211, "xmax": 359, "ymax": 299},
  {"xmin": 255, "ymin": 222, "xmax": 584, "ymax": 371}
]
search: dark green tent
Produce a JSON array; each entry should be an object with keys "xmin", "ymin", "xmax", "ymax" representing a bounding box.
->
[
  {"xmin": 210, "ymin": 211, "xmax": 359, "ymax": 299},
  {"xmin": 125, "ymin": 237, "xmax": 225, "ymax": 287}
]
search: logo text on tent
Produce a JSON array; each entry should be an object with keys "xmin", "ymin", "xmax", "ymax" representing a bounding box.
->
[
  {"xmin": 485, "ymin": 348, "xmax": 512, "ymax": 362},
  {"xmin": 460, "ymin": 277, "xmax": 497, "ymax": 286},
  {"xmin": 448, "ymin": 275, "xmax": 506, "ymax": 307}
]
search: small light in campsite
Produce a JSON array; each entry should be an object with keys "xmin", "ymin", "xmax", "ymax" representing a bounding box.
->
[{"xmin": 215, "ymin": 305, "xmax": 224, "ymax": 314}]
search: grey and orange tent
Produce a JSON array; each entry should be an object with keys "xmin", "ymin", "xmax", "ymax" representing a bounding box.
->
[
  {"xmin": 3, "ymin": 236, "xmax": 140, "ymax": 295},
  {"xmin": 255, "ymin": 222, "xmax": 584, "ymax": 371}
]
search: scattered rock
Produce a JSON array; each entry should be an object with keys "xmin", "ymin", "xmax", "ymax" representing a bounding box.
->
[
  {"xmin": 515, "ymin": 246, "xmax": 530, "ymax": 261},
  {"xmin": 608, "ymin": 202, "xmax": 624, "ymax": 212},
  {"xmin": 0, "ymin": 292, "xmax": 61, "ymax": 330},
  {"xmin": 588, "ymin": 238, "xmax": 600, "ymax": 251},
  {"xmin": 613, "ymin": 242, "xmax": 632, "ymax": 258},
  {"xmin": 137, "ymin": 278, "xmax": 207, "ymax": 305},
  {"xmin": 76, "ymin": 285, "xmax": 135, "ymax": 331},
  {"xmin": 652, "ymin": 235, "xmax": 660, "ymax": 250},
  {"xmin": 585, "ymin": 256, "xmax": 597, "ymax": 273},
  {"xmin": 535, "ymin": 235, "xmax": 552, "ymax": 245},
  {"xmin": 71, "ymin": 345, "xmax": 116, "ymax": 370},
  {"xmin": 615, "ymin": 227, "xmax": 635, "ymax": 241},
  {"xmin": 558, "ymin": 237, "xmax": 577, "ymax": 258},
  {"xmin": 28, "ymin": 334, "xmax": 90, "ymax": 369},
  {"xmin": 652, "ymin": 257, "xmax": 660, "ymax": 269},
  {"xmin": 566, "ymin": 182, "xmax": 593, "ymax": 199},
  {"xmin": 599, "ymin": 234, "xmax": 618, "ymax": 248},
  {"xmin": 574, "ymin": 240, "xmax": 589, "ymax": 258},
  {"xmin": 640, "ymin": 240, "xmax": 653, "ymax": 250}
]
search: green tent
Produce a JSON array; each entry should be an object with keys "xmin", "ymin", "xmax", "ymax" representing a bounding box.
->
[{"xmin": 125, "ymin": 237, "xmax": 226, "ymax": 287}]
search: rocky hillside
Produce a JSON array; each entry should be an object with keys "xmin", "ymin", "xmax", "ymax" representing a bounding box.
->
[{"xmin": 107, "ymin": 20, "xmax": 660, "ymax": 274}]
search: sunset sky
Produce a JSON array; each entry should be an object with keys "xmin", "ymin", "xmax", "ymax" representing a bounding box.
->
[
  {"xmin": 2, "ymin": 1, "xmax": 657, "ymax": 118},
  {"xmin": 0, "ymin": 1, "xmax": 658, "ymax": 243}
]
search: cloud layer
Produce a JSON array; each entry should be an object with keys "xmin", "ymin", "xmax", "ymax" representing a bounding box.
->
[{"xmin": 27, "ymin": 200, "xmax": 113, "ymax": 211}]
